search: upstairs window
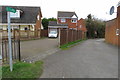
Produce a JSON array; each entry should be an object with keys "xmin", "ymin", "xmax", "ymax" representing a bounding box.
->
[
  {"xmin": 71, "ymin": 19, "xmax": 77, "ymax": 23},
  {"xmin": 61, "ymin": 18, "xmax": 66, "ymax": 22}
]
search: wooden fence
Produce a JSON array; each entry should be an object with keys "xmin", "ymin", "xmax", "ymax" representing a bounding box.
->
[
  {"xmin": 60, "ymin": 29, "xmax": 83, "ymax": 45},
  {"xmin": 1, "ymin": 29, "xmax": 48, "ymax": 40},
  {"xmin": 40, "ymin": 30, "xmax": 48, "ymax": 37},
  {"xmin": 1, "ymin": 39, "xmax": 21, "ymax": 63}
]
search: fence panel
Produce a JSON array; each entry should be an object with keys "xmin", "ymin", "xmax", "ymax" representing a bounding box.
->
[
  {"xmin": 2, "ymin": 39, "xmax": 21, "ymax": 63},
  {"xmin": 1, "ymin": 30, "xmax": 42, "ymax": 40},
  {"xmin": 40, "ymin": 30, "xmax": 48, "ymax": 37},
  {"xmin": 68, "ymin": 30, "xmax": 72, "ymax": 42},
  {"xmin": 60, "ymin": 29, "xmax": 67, "ymax": 45},
  {"xmin": 60, "ymin": 29, "xmax": 83, "ymax": 46}
]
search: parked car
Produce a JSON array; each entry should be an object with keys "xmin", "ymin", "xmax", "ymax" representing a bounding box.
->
[{"xmin": 48, "ymin": 31, "xmax": 58, "ymax": 38}]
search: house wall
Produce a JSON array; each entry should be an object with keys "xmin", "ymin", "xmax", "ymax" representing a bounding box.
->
[
  {"xmin": 117, "ymin": 6, "xmax": 120, "ymax": 46},
  {"xmin": 77, "ymin": 18, "xmax": 87, "ymax": 32},
  {"xmin": 34, "ymin": 12, "xmax": 42, "ymax": 37},
  {"xmin": 58, "ymin": 18, "xmax": 77, "ymax": 28},
  {"xmin": 35, "ymin": 12, "xmax": 41, "ymax": 30},
  {"xmin": 105, "ymin": 18, "xmax": 118, "ymax": 46},
  {"xmin": 105, "ymin": 6, "xmax": 120, "ymax": 46},
  {"xmin": 77, "ymin": 19, "xmax": 87, "ymax": 39}
]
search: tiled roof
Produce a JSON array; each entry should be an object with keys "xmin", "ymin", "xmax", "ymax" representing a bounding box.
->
[
  {"xmin": 57, "ymin": 11, "xmax": 78, "ymax": 18},
  {"xmin": 0, "ymin": 6, "xmax": 42, "ymax": 24}
]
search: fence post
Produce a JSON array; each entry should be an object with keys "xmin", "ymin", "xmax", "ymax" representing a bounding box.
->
[
  {"xmin": 18, "ymin": 39, "xmax": 21, "ymax": 61},
  {"xmin": 66, "ymin": 29, "xmax": 69, "ymax": 44},
  {"xmin": 59, "ymin": 28, "xmax": 61, "ymax": 47},
  {"xmin": 71, "ymin": 30, "xmax": 73, "ymax": 42},
  {"xmin": 13, "ymin": 30, "xmax": 15, "ymax": 39},
  {"xmin": 2, "ymin": 41, "xmax": 4, "ymax": 62}
]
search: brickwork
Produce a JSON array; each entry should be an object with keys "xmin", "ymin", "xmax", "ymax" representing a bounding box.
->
[{"xmin": 105, "ymin": 6, "xmax": 120, "ymax": 46}]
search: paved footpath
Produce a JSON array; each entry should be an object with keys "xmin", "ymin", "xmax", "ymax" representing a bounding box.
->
[{"xmin": 41, "ymin": 39, "xmax": 118, "ymax": 78}]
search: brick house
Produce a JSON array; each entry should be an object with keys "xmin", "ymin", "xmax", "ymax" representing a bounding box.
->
[
  {"xmin": 0, "ymin": 6, "xmax": 42, "ymax": 32},
  {"xmin": 105, "ymin": 5, "xmax": 120, "ymax": 46},
  {"xmin": 48, "ymin": 11, "xmax": 87, "ymax": 31},
  {"xmin": 57, "ymin": 11, "xmax": 78, "ymax": 30}
]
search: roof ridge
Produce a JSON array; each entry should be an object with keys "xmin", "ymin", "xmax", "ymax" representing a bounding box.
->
[
  {"xmin": 1, "ymin": 5, "xmax": 41, "ymax": 8},
  {"xmin": 58, "ymin": 11, "xmax": 75, "ymax": 13}
]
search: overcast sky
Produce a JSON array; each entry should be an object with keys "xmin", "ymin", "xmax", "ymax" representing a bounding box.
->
[{"xmin": 1, "ymin": 0, "xmax": 120, "ymax": 20}]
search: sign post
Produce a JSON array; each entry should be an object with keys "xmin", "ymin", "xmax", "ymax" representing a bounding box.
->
[{"xmin": 6, "ymin": 7, "xmax": 16, "ymax": 72}]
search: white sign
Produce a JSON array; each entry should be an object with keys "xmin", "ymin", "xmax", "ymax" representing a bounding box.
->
[{"xmin": 10, "ymin": 10, "xmax": 20, "ymax": 18}]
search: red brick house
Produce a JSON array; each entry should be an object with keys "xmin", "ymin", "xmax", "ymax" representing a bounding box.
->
[
  {"xmin": 48, "ymin": 11, "xmax": 87, "ymax": 39},
  {"xmin": 57, "ymin": 11, "xmax": 87, "ymax": 31},
  {"xmin": 57, "ymin": 11, "xmax": 78, "ymax": 30}
]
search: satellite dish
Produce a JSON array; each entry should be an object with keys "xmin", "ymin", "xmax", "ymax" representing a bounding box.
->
[{"xmin": 110, "ymin": 6, "xmax": 115, "ymax": 15}]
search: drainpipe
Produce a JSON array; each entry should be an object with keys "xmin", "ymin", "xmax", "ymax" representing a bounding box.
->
[{"xmin": 117, "ymin": 5, "xmax": 120, "ymax": 36}]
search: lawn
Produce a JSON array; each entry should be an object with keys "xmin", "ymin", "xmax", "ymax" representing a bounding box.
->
[
  {"xmin": 2, "ymin": 61, "xmax": 43, "ymax": 80},
  {"xmin": 60, "ymin": 39, "xmax": 87, "ymax": 50}
]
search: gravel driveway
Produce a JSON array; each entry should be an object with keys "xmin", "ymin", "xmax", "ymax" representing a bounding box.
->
[{"xmin": 41, "ymin": 39, "xmax": 118, "ymax": 78}]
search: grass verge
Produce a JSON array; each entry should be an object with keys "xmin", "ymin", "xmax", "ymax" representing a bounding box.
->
[
  {"xmin": 60, "ymin": 38, "xmax": 87, "ymax": 50},
  {"xmin": 2, "ymin": 61, "xmax": 43, "ymax": 79}
]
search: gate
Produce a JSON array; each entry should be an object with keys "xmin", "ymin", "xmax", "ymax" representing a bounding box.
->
[{"xmin": 1, "ymin": 31, "xmax": 21, "ymax": 63}]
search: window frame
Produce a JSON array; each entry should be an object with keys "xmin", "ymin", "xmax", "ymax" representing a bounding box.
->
[
  {"xmin": 61, "ymin": 18, "xmax": 66, "ymax": 23},
  {"xmin": 71, "ymin": 19, "xmax": 77, "ymax": 23}
]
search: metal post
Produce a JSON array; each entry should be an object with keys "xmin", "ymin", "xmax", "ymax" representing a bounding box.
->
[
  {"xmin": 18, "ymin": 40, "xmax": 21, "ymax": 61},
  {"xmin": 59, "ymin": 28, "xmax": 61, "ymax": 47},
  {"xmin": 7, "ymin": 12, "xmax": 13, "ymax": 72}
]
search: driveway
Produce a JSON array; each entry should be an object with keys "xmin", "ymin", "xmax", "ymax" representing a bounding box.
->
[
  {"xmin": 20, "ymin": 38, "xmax": 59, "ymax": 62},
  {"xmin": 41, "ymin": 39, "xmax": 118, "ymax": 78}
]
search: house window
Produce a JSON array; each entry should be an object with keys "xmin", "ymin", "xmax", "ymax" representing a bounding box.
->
[
  {"xmin": 71, "ymin": 19, "xmax": 77, "ymax": 23},
  {"xmin": 61, "ymin": 18, "xmax": 66, "ymax": 22}
]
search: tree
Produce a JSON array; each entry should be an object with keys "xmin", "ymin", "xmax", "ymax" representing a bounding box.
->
[
  {"xmin": 48, "ymin": 17, "xmax": 57, "ymax": 21},
  {"xmin": 42, "ymin": 18, "xmax": 49, "ymax": 30},
  {"xmin": 42, "ymin": 18, "xmax": 57, "ymax": 29},
  {"xmin": 85, "ymin": 14, "xmax": 105, "ymax": 38}
]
